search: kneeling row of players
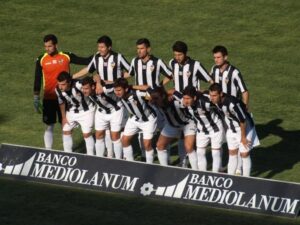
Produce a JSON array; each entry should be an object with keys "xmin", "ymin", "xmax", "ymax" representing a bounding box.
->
[{"xmin": 55, "ymin": 72, "xmax": 260, "ymax": 177}]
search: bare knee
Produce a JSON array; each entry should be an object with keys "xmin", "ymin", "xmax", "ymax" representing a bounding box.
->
[
  {"xmin": 240, "ymin": 151, "xmax": 250, "ymax": 158},
  {"xmin": 63, "ymin": 131, "xmax": 72, "ymax": 135},
  {"xmin": 143, "ymin": 139, "xmax": 152, "ymax": 150},
  {"xmin": 229, "ymin": 149, "xmax": 238, "ymax": 156},
  {"xmin": 95, "ymin": 130, "xmax": 105, "ymax": 140},
  {"xmin": 122, "ymin": 135, "xmax": 131, "ymax": 147},
  {"xmin": 83, "ymin": 132, "xmax": 92, "ymax": 139},
  {"xmin": 111, "ymin": 132, "xmax": 120, "ymax": 141}
]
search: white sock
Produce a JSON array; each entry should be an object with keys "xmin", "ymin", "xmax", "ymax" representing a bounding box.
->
[
  {"xmin": 105, "ymin": 130, "xmax": 114, "ymax": 158},
  {"xmin": 44, "ymin": 125, "xmax": 54, "ymax": 149},
  {"xmin": 228, "ymin": 154, "xmax": 238, "ymax": 175},
  {"xmin": 63, "ymin": 134, "xmax": 73, "ymax": 152},
  {"xmin": 113, "ymin": 139, "xmax": 123, "ymax": 159},
  {"xmin": 145, "ymin": 149, "xmax": 154, "ymax": 164},
  {"xmin": 211, "ymin": 149, "xmax": 221, "ymax": 173},
  {"xmin": 123, "ymin": 145, "xmax": 134, "ymax": 161},
  {"xmin": 178, "ymin": 139, "xmax": 187, "ymax": 167},
  {"xmin": 242, "ymin": 156, "xmax": 252, "ymax": 177},
  {"xmin": 196, "ymin": 147, "xmax": 207, "ymax": 171},
  {"xmin": 157, "ymin": 149, "xmax": 168, "ymax": 166},
  {"xmin": 187, "ymin": 151, "xmax": 198, "ymax": 170},
  {"xmin": 95, "ymin": 138, "xmax": 105, "ymax": 157},
  {"xmin": 84, "ymin": 136, "xmax": 95, "ymax": 156}
]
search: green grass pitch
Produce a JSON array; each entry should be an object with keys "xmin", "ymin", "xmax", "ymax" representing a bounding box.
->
[{"xmin": 0, "ymin": 0, "xmax": 299, "ymax": 224}]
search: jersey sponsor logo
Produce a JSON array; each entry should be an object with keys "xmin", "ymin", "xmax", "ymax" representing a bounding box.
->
[
  {"xmin": 179, "ymin": 71, "xmax": 183, "ymax": 76},
  {"xmin": 225, "ymin": 77, "xmax": 229, "ymax": 84},
  {"xmin": 104, "ymin": 62, "xmax": 108, "ymax": 67},
  {"xmin": 142, "ymin": 65, "xmax": 147, "ymax": 70},
  {"xmin": 52, "ymin": 60, "xmax": 57, "ymax": 64}
]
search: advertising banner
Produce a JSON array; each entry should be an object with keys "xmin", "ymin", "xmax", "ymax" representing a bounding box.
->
[{"xmin": 0, "ymin": 143, "xmax": 299, "ymax": 218}]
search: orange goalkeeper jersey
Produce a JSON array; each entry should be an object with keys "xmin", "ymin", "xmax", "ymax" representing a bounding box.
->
[{"xmin": 34, "ymin": 51, "xmax": 91, "ymax": 100}]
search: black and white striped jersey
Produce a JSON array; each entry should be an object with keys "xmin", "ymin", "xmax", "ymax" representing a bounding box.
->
[
  {"xmin": 120, "ymin": 89, "xmax": 156, "ymax": 122},
  {"xmin": 186, "ymin": 93, "xmax": 222, "ymax": 134},
  {"xmin": 169, "ymin": 57, "xmax": 211, "ymax": 92},
  {"xmin": 88, "ymin": 51, "xmax": 130, "ymax": 81},
  {"xmin": 157, "ymin": 98, "xmax": 191, "ymax": 128},
  {"xmin": 55, "ymin": 81, "xmax": 93, "ymax": 113},
  {"xmin": 89, "ymin": 87, "xmax": 122, "ymax": 114},
  {"xmin": 216, "ymin": 95, "xmax": 253, "ymax": 133},
  {"xmin": 210, "ymin": 63, "xmax": 247, "ymax": 98},
  {"xmin": 129, "ymin": 55, "xmax": 172, "ymax": 88}
]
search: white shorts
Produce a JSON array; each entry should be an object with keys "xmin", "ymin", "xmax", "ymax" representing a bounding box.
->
[
  {"xmin": 95, "ymin": 107, "xmax": 125, "ymax": 132},
  {"xmin": 63, "ymin": 109, "xmax": 94, "ymax": 134},
  {"xmin": 226, "ymin": 129, "xmax": 249, "ymax": 153},
  {"xmin": 196, "ymin": 128, "xmax": 224, "ymax": 149},
  {"xmin": 161, "ymin": 119, "xmax": 196, "ymax": 138},
  {"xmin": 123, "ymin": 116, "xmax": 157, "ymax": 140}
]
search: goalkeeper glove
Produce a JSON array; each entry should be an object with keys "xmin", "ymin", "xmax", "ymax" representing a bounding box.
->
[{"xmin": 33, "ymin": 95, "xmax": 42, "ymax": 113}]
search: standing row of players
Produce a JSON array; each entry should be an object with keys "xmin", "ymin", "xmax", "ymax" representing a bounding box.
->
[{"xmin": 34, "ymin": 34, "xmax": 259, "ymax": 176}]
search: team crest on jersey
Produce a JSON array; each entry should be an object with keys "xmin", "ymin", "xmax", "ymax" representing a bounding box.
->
[
  {"xmin": 150, "ymin": 65, "xmax": 155, "ymax": 72},
  {"xmin": 111, "ymin": 62, "xmax": 116, "ymax": 68},
  {"xmin": 186, "ymin": 71, "xmax": 191, "ymax": 77},
  {"xmin": 225, "ymin": 77, "xmax": 229, "ymax": 84},
  {"xmin": 179, "ymin": 71, "xmax": 183, "ymax": 76},
  {"xmin": 133, "ymin": 100, "xmax": 138, "ymax": 105},
  {"xmin": 58, "ymin": 59, "xmax": 64, "ymax": 65}
]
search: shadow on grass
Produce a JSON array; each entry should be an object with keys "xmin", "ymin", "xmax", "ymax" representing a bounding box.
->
[{"xmin": 251, "ymin": 119, "xmax": 300, "ymax": 179}]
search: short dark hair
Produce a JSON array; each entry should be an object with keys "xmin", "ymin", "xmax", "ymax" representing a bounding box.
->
[
  {"xmin": 209, "ymin": 83, "xmax": 222, "ymax": 94},
  {"xmin": 44, "ymin": 34, "xmax": 58, "ymax": 44},
  {"xmin": 57, "ymin": 71, "xmax": 71, "ymax": 82},
  {"xmin": 113, "ymin": 78, "xmax": 129, "ymax": 89},
  {"xmin": 81, "ymin": 76, "xmax": 95, "ymax": 86},
  {"xmin": 182, "ymin": 85, "xmax": 197, "ymax": 97},
  {"xmin": 149, "ymin": 86, "xmax": 167, "ymax": 98},
  {"xmin": 136, "ymin": 38, "xmax": 151, "ymax": 48},
  {"xmin": 172, "ymin": 41, "xmax": 188, "ymax": 54},
  {"xmin": 97, "ymin": 35, "xmax": 112, "ymax": 47},
  {"xmin": 212, "ymin": 45, "xmax": 228, "ymax": 56}
]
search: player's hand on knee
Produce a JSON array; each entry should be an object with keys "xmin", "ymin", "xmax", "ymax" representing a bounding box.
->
[{"xmin": 241, "ymin": 137, "xmax": 251, "ymax": 150}]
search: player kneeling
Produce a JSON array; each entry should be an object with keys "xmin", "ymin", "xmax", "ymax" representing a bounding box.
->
[{"xmin": 55, "ymin": 72, "xmax": 95, "ymax": 155}]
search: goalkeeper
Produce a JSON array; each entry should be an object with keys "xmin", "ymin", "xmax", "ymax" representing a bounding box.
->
[{"xmin": 33, "ymin": 34, "xmax": 91, "ymax": 149}]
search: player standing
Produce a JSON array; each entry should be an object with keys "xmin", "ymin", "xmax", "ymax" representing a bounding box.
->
[
  {"xmin": 34, "ymin": 34, "xmax": 91, "ymax": 149},
  {"xmin": 209, "ymin": 83, "xmax": 259, "ymax": 176},
  {"xmin": 73, "ymin": 35, "xmax": 130, "ymax": 158}
]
